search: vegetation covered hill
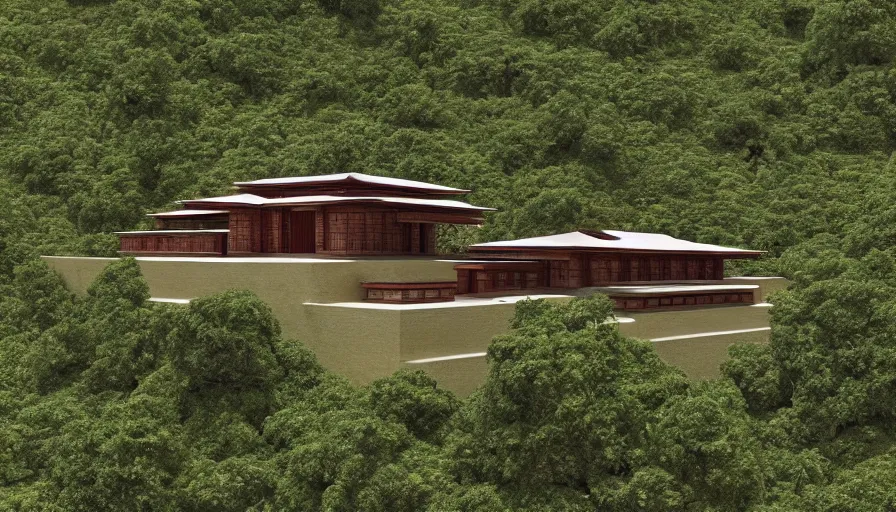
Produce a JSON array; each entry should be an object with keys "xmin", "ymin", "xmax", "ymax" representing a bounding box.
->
[
  {"xmin": 4, "ymin": 258, "xmax": 896, "ymax": 510},
  {"xmin": 3, "ymin": 0, "xmax": 896, "ymax": 269},
  {"xmin": 5, "ymin": 0, "xmax": 896, "ymax": 509}
]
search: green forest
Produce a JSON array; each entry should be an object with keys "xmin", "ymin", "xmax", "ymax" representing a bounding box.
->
[{"xmin": 4, "ymin": 0, "xmax": 896, "ymax": 509}]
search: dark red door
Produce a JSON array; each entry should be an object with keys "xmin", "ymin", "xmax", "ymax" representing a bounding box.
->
[{"xmin": 289, "ymin": 210, "xmax": 316, "ymax": 253}]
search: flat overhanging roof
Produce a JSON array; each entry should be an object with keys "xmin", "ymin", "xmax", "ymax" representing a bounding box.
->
[
  {"xmin": 147, "ymin": 210, "xmax": 228, "ymax": 217},
  {"xmin": 179, "ymin": 194, "xmax": 494, "ymax": 212},
  {"xmin": 595, "ymin": 284, "xmax": 759, "ymax": 296},
  {"xmin": 233, "ymin": 172, "xmax": 470, "ymax": 194},
  {"xmin": 469, "ymin": 230, "xmax": 764, "ymax": 257},
  {"xmin": 115, "ymin": 229, "xmax": 229, "ymax": 235}
]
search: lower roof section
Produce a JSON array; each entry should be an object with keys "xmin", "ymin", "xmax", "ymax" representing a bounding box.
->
[
  {"xmin": 594, "ymin": 284, "xmax": 759, "ymax": 296},
  {"xmin": 147, "ymin": 210, "xmax": 228, "ymax": 217},
  {"xmin": 115, "ymin": 229, "xmax": 229, "ymax": 235},
  {"xmin": 469, "ymin": 230, "xmax": 764, "ymax": 257},
  {"xmin": 179, "ymin": 193, "xmax": 493, "ymax": 213},
  {"xmin": 304, "ymin": 293, "xmax": 573, "ymax": 310}
]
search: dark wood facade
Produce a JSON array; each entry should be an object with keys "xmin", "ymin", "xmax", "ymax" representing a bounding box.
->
[
  {"xmin": 608, "ymin": 290, "xmax": 755, "ymax": 311},
  {"xmin": 363, "ymin": 282, "xmax": 457, "ymax": 303},
  {"xmin": 223, "ymin": 205, "xmax": 440, "ymax": 256},
  {"xmin": 153, "ymin": 215, "xmax": 228, "ymax": 230},
  {"xmin": 125, "ymin": 205, "xmax": 449, "ymax": 257},
  {"xmin": 455, "ymin": 261, "xmax": 545, "ymax": 294},
  {"xmin": 121, "ymin": 174, "xmax": 488, "ymax": 257},
  {"xmin": 118, "ymin": 231, "xmax": 228, "ymax": 255},
  {"xmin": 456, "ymin": 253, "xmax": 727, "ymax": 294}
]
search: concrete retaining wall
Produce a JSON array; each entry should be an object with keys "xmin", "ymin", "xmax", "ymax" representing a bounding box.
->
[{"xmin": 43, "ymin": 256, "xmax": 787, "ymax": 395}]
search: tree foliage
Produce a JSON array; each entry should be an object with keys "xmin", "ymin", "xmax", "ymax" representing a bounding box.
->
[{"xmin": 4, "ymin": 0, "xmax": 896, "ymax": 508}]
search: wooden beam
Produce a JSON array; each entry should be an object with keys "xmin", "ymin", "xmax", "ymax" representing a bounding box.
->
[{"xmin": 396, "ymin": 211, "xmax": 483, "ymax": 225}]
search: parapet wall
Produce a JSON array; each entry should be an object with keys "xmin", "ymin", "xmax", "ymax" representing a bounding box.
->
[{"xmin": 42, "ymin": 255, "xmax": 458, "ymax": 303}]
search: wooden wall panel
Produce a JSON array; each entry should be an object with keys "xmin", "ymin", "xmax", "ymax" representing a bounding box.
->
[
  {"xmin": 326, "ymin": 211, "xmax": 348, "ymax": 253},
  {"xmin": 363, "ymin": 282, "xmax": 457, "ymax": 303},
  {"xmin": 228, "ymin": 208, "xmax": 261, "ymax": 253},
  {"xmin": 650, "ymin": 257, "xmax": 662, "ymax": 281},
  {"xmin": 346, "ymin": 212, "xmax": 365, "ymax": 253},
  {"xmin": 410, "ymin": 223, "xmax": 421, "ymax": 254},
  {"xmin": 423, "ymin": 224, "xmax": 436, "ymax": 254},
  {"xmin": 704, "ymin": 258, "xmax": 714, "ymax": 281},
  {"xmin": 396, "ymin": 211, "xmax": 483, "ymax": 225},
  {"xmin": 119, "ymin": 233, "xmax": 226, "ymax": 255},
  {"xmin": 609, "ymin": 290, "xmax": 754, "ymax": 310},
  {"xmin": 315, "ymin": 207, "xmax": 325, "ymax": 252},
  {"xmin": 686, "ymin": 258, "xmax": 699, "ymax": 280},
  {"xmin": 583, "ymin": 254, "xmax": 735, "ymax": 285},
  {"xmin": 318, "ymin": 207, "xmax": 440, "ymax": 255},
  {"xmin": 262, "ymin": 209, "xmax": 282, "ymax": 253},
  {"xmin": 383, "ymin": 212, "xmax": 403, "ymax": 253},
  {"xmin": 475, "ymin": 271, "xmax": 489, "ymax": 293},
  {"xmin": 671, "ymin": 257, "xmax": 686, "ymax": 280},
  {"xmin": 568, "ymin": 255, "xmax": 582, "ymax": 288},
  {"xmin": 456, "ymin": 270, "xmax": 471, "ymax": 294},
  {"xmin": 365, "ymin": 212, "xmax": 383, "ymax": 252},
  {"xmin": 155, "ymin": 216, "xmax": 228, "ymax": 230},
  {"xmin": 549, "ymin": 260, "xmax": 569, "ymax": 288}
]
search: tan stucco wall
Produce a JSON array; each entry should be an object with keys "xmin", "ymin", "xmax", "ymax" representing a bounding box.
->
[
  {"xmin": 299, "ymin": 305, "xmax": 402, "ymax": 384},
  {"xmin": 397, "ymin": 299, "xmax": 574, "ymax": 361},
  {"xmin": 725, "ymin": 276, "xmax": 789, "ymax": 302},
  {"xmin": 42, "ymin": 257, "xmax": 119, "ymax": 295},
  {"xmin": 42, "ymin": 256, "xmax": 786, "ymax": 396},
  {"xmin": 42, "ymin": 256, "xmax": 458, "ymax": 303},
  {"xmin": 300, "ymin": 298, "xmax": 573, "ymax": 386},
  {"xmin": 42, "ymin": 255, "xmax": 459, "ymax": 386},
  {"xmin": 403, "ymin": 327, "xmax": 772, "ymax": 393},
  {"xmin": 618, "ymin": 304, "xmax": 771, "ymax": 340},
  {"xmin": 651, "ymin": 328, "xmax": 771, "ymax": 380},
  {"xmin": 402, "ymin": 357, "xmax": 489, "ymax": 398}
]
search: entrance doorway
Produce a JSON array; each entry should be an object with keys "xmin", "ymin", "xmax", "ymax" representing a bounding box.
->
[{"xmin": 288, "ymin": 210, "xmax": 316, "ymax": 253}]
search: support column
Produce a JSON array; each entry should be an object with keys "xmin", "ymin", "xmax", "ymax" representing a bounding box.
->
[{"xmin": 315, "ymin": 207, "xmax": 326, "ymax": 253}]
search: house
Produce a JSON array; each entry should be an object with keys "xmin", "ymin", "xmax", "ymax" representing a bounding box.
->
[
  {"xmin": 45, "ymin": 173, "xmax": 786, "ymax": 395},
  {"xmin": 117, "ymin": 173, "xmax": 492, "ymax": 257},
  {"xmin": 458, "ymin": 229, "xmax": 765, "ymax": 310}
]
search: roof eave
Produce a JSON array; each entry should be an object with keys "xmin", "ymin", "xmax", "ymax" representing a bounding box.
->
[
  {"xmin": 232, "ymin": 175, "xmax": 471, "ymax": 194},
  {"xmin": 146, "ymin": 210, "xmax": 229, "ymax": 217},
  {"xmin": 467, "ymin": 246, "xmax": 765, "ymax": 257},
  {"xmin": 180, "ymin": 197, "xmax": 494, "ymax": 211}
]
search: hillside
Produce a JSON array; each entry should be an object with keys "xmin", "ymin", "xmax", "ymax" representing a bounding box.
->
[
  {"xmin": 4, "ymin": 0, "xmax": 896, "ymax": 272},
  {"xmin": 5, "ymin": 0, "xmax": 896, "ymax": 510}
]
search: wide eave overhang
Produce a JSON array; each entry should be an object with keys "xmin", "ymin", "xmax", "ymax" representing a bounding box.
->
[
  {"xmin": 147, "ymin": 209, "xmax": 228, "ymax": 218},
  {"xmin": 179, "ymin": 194, "xmax": 493, "ymax": 217},
  {"xmin": 233, "ymin": 173, "xmax": 471, "ymax": 195},
  {"xmin": 467, "ymin": 245, "xmax": 764, "ymax": 259},
  {"xmin": 467, "ymin": 230, "xmax": 765, "ymax": 259}
]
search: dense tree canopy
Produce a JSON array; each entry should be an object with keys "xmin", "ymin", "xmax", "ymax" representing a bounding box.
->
[
  {"xmin": 0, "ymin": 259, "xmax": 891, "ymax": 509},
  {"xmin": 4, "ymin": 0, "xmax": 896, "ymax": 509},
  {"xmin": 2, "ymin": 0, "xmax": 896, "ymax": 269}
]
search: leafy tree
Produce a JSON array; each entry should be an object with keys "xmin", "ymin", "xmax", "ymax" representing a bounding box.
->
[
  {"xmin": 168, "ymin": 290, "xmax": 282, "ymax": 391},
  {"xmin": 447, "ymin": 296, "xmax": 688, "ymax": 503},
  {"xmin": 367, "ymin": 369, "xmax": 459, "ymax": 443},
  {"xmin": 8, "ymin": 0, "xmax": 896, "ymax": 508}
]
